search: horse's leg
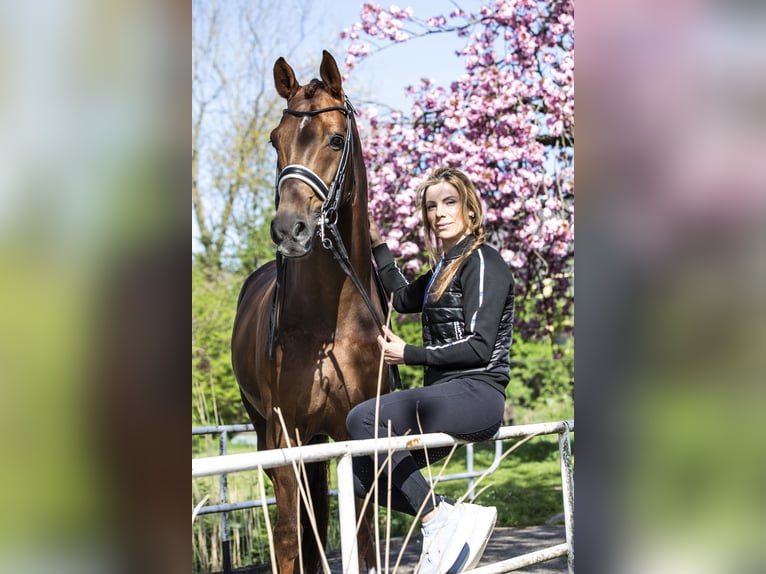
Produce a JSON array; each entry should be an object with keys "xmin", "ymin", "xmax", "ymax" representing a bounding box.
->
[
  {"xmin": 301, "ymin": 437, "xmax": 329, "ymax": 574},
  {"xmin": 239, "ymin": 393, "xmax": 300, "ymax": 573},
  {"xmin": 268, "ymin": 464, "xmax": 303, "ymax": 574},
  {"xmin": 269, "ymin": 459, "xmax": 330, "ymax": 574}
]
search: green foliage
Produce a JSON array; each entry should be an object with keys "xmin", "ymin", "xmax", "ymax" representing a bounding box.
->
[
  {"xmin": 192, "ymin": 262, "xmax": 248, "ymax": 426},
  {"xmin": 507, "ymin": 336, "xmax": 574, "ymax": 412},
  {"xmin": 232, "ymin": 208, "xmax": 277, "ymax": 276}
]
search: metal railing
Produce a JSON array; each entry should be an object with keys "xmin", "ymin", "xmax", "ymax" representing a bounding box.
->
[
  {"xmin": 193, "ymin": 420, "xmax": 574, "ymax": 574},
  {"xmin": 192, "ymin": 425, "xmax": 503, "ymax": 515},
  {"xmin": 192, "ymin": 424, "xmax": 505, "ymax": 573}
]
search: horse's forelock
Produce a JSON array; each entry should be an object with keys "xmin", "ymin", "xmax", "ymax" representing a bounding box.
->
[{"xmin": 302, "ymin": 79, "xmax": 319, "ymax": 99}]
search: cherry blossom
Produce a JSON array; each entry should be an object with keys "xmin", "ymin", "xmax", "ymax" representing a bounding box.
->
[{"xmin": 342, "ymin": 0, "xmax": 574, "ymax": 340}]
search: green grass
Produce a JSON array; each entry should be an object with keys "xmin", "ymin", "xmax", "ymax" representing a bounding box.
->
[{"xmin": 436, "ymin": 437, "xmax": 567, "ymax": 526}]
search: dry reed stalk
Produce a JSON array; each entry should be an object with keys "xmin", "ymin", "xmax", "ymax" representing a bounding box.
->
[
  {"xmin": 454, "ymin": 432, "xmax": 543, "ymax": 507},
  {"xmin": 192, "ymin": 494, "xmax": 210, "ymax": 524},
  {"xmin": 210, "ymin": 518, "xmax": 220, "ymax": 570},
  {"xmin": 415, "ymin": 408, "xmax": 438, "ymax": 512},
  {"xmin": 406, "ymin": 431, "xmax": 544, "ymax": 573},
  {"xmin": 371, "ymin": 293, "xmax": 395, "ymax": 574},
  {"xmin": 193, "ymin": 377, "xmax": 210, "ymax": 424},
  {"xmin": 195, "ymin": 518, "xmax": 209, "ymax": 571},
  {"xmin": 273, "ymin": 407, "xmax": 332, "ymax": 574},
  {"xmin": 232, "ymin": 522, "xmax": 241, "ymax": 568},
  {"xmin": 351, "ymin": 424, "xmax": 400, "ymax": 573},
  {"xmin": 384, "ymin": 420, "xmax": 393, "ymax": 574},
  {"xmin": 394, "ymin": 443, "xmax": 459, "ymax": 574},
  {"xmin": 296, "ymin": 485, "xmax": 304, "ymax": 574},
  {"xmin": 209, "ymin": 373, "xmax": 220, "ymax": 425},
  {"xmin": 257, "ymin": 466, "xmax": 279, "ymax": 574}
]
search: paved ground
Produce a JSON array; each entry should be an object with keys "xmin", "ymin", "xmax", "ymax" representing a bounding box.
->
[
  {"xmin": 363, "ymin": 526, "xmax": 569, "ymax": 573},
  {"xmin": 232, "ymin": 526, "xmax": 569, "ymax": 573}
]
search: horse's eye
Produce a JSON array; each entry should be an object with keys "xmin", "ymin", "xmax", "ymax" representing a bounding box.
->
[{"xmin": 329, "ymin": 134, "xmax": 344, "ymax": 150}]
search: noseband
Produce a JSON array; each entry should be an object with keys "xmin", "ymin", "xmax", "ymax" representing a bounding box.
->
[{"xmin": 276, "ymin": 98, "xmax": 355, "ymax": 249}]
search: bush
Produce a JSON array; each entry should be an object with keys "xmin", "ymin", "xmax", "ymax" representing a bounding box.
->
[
  {"xmin": 507, "ymin": 335, "xmax": 574, "ymax": 412},
  {"xmin": 192, "ymin": 263, "xmax": 248, "ymax": 426}
]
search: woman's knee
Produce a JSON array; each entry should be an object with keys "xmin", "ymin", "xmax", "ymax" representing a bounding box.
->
[{"xmin": 346, "ymin": 400, "xmax": 373, "ymax": 438}]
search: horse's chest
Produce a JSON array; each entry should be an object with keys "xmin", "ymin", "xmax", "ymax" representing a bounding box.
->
[{"xmin": 276, "ymin": 332, "xmax": 378, "ymax": 399}]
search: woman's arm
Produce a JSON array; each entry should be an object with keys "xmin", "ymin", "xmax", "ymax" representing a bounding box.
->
[{"xmin": 372, "ymin": 241, "xmax": 431, "ymax": 314}]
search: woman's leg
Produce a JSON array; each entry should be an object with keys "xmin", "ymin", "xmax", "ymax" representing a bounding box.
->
[{"xmin": 346, "ymin": 378, "xmax": 504, "ymax": 517}]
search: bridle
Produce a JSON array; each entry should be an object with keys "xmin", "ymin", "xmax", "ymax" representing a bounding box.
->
[
  {"xmin": 276, "ymin": 97, "xmax": 356, "ymax": 248},
  {"xmin": 272, "ymin": 97, "xmax": 384, "ymax": 333}
]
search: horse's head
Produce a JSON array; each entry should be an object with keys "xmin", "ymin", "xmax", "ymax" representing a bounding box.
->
[{"xmin": 269, "ymin": 51, "xmax": 354, "ymax": 258}]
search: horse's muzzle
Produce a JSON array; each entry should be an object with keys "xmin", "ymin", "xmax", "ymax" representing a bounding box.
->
[{"xmin": 270, "ymin": 216, "xmax": 315, "ymax": 258}]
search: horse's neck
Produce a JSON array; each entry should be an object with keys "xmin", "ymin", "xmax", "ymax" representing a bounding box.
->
[
  {"xmin": 282, "ymin": 134, "xmax": 372, "ymax": 322},
  {"xmin": 285, "ymin": 195, "xmax": 371, "ymax": 313}
]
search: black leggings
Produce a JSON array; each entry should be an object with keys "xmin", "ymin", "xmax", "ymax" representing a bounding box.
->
[{"xmin": 345, "ymin": 378, "xmax": 505, "ymax": 517}]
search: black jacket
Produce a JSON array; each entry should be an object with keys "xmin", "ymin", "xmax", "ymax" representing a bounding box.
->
[{"xmin": 373, "ymin": 235, "xmax": 515, "ymax": 394}]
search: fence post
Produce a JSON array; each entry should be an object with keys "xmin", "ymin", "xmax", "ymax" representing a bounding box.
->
[
  {"xmin": 220, "ymin": 430, "xmax": 232, "ymax": 574},
  {"xmin": 558, "ymin": 422, "xmax": 574, "ymax": 574},
  {"xmin": 466, "ymin": 443, "xmax": 475, "ymax": 500},
  {"xmin": 336, "ymin": 448, "xmax": 360, "ymax": 574}
]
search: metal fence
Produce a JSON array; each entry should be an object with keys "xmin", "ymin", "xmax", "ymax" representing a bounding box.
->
[
  {"xmin": 193, "ymin": 420, "xmax": 574, "ymax": 574},
  {"xmin": 193, "ymin": 424, "xmax": 507, "ymax": 573},
  {"xmin": 193, "ymin": 425, "xmax": 505, "ymax": 514}
]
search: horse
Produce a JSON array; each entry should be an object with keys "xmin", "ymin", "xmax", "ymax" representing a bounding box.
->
[{"xmin": 231, "ymin": 51, "xmax": 392, "ymax": 574}]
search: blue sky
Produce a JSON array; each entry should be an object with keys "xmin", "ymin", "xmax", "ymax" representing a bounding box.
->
[{"xmin": 298, "ymin": 0, "xmax": 483, "ymax": 111}]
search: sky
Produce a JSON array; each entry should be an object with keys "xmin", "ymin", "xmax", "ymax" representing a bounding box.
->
[{"xmin": 287, "ymin": 0, "xmax": 483, "ymax": 112}]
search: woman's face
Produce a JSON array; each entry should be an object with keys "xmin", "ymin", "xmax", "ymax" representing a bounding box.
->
[{"xmin": 425, "ymin": 181, "xmax": 470, "ymax": 250}]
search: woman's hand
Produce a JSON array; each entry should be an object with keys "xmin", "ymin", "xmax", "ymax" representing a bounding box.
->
[
  {"xmin": 377, "ymin": 326, "xmax": 405, "ymax": 365},
  {"xmin": 368, "ymin": 214, "xmax": 385, "ymax": 248}
]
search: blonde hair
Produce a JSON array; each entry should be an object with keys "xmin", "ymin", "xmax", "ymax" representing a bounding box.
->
[{"xmin": 417, "ymin": 167, "xmax": 485, "ymax": 300}]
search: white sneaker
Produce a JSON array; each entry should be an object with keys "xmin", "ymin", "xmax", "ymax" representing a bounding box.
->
[
  {"xmin": 417, "ymin": 501, "xmax": 469, "ymax": 574},
  {"xmin": 417, "ymin": 501, "xmax": 497, "ymax": 574},
  {"xmin": 461, "ymin": 503, "xmax": 497, "ymax": 571}
]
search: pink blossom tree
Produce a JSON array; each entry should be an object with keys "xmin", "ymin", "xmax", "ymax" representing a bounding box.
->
[{"xmin": 341, "ymin": 1, "xmax": 574, "ymax": 341}]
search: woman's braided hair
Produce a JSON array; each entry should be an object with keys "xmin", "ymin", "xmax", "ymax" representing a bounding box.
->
[{"xmin": 417, "ymin": 167, "xmax": 486, "ymax": 301}]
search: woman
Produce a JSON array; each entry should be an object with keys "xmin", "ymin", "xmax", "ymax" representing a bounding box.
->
[{"xmin": 346, "ymin": 167, "xmax": 515, "ymax": 574}]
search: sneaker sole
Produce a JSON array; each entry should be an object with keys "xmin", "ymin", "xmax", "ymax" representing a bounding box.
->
[{"xmin": 462, "ymin": 507, "xmax": 497, "ymax": 571}]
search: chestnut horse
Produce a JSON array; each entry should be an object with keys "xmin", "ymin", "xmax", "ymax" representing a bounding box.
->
[{"xmin": 231, "ymin": 51, "xmax": 392, "ymax": 573}]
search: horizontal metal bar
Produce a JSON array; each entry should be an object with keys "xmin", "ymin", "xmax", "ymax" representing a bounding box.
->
[
  {"xmin": 192, "ymin": 424, "xmax": 255, "ymax": 435},
  {"xmin": 196, "ymin": 499, "xmax": 276, "ymax": 515},
  {"xmin": 193, "ymin": 488, "xmax": 339, "ymax": 515},
  {"xmin": 193, "ymin": 461, "xmax": 505, "ymax": 515},
  {"xmin": 194, "ymin": 459, "xmax": 504, "ymax": 515},
  {"xmin": 192, "ymin": 421, "xmax": 573, "ymax": 478},
  {"xmin": 463, "ymin": 543, "xmax": 569, "ymax": 574}
]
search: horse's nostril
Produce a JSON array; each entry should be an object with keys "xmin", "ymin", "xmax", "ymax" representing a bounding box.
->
[
  {"xmin": 270, "ymin": 219, "xmax": 282, "ymax": 244},
  {"xmin": 293, "ymin": 221, "xmax": 308, "ymax": 240}
]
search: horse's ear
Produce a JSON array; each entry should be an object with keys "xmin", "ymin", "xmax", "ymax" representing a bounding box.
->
[
  {"xmin": 319, "ymin": 50, "xmax": 343, "ymax": 99},
  {"xmin": 274, "ymin": 57, "xmax": 298, "ymax": 100}
]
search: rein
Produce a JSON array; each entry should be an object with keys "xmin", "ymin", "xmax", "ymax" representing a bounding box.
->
[{"xmin": 273, "ymin": 98, "xmax": 385, "ymax": 333}]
